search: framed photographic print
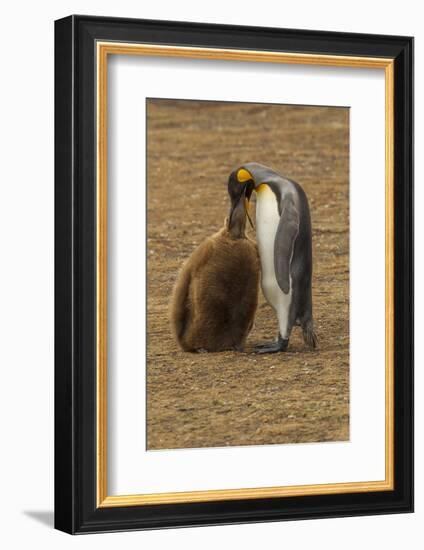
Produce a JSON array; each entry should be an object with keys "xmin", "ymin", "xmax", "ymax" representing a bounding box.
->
[{"xmin": 54, "ymin": 15, "xmax": 413, "ymax": 534}]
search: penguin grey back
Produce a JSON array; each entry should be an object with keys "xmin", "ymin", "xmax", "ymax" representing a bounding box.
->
[{"xmin": 241, "ymin": 162, "xmax": 313, "ymax": 292}]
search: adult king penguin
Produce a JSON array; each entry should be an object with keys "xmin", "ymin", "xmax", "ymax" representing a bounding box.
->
[{"xmin": 228, "ymin": 162, "xmax": 317, "ymax": 354}]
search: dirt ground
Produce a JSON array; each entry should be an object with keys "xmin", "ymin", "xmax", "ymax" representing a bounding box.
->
[{"xmin": 146, "ymin": 99, "xmax": 349, "ymax": 450}]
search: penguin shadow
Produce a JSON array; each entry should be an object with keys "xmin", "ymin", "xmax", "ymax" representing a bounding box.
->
[{"xmin": 243, "ymin": 339, "xmax": 318, "ymax": 356}]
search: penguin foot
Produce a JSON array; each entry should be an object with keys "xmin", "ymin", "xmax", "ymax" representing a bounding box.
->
[{"xmin": 254, "ymin": 336, "xmax": 289, "ymax": 354}]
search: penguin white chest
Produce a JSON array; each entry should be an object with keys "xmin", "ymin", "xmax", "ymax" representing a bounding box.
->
[{"xmin": 255, "ymin": 184, "xmax": 292, "ymax": 338}]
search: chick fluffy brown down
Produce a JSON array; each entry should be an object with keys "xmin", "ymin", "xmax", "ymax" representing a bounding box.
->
[{"xmin": 170, "ymin": 226, "xmax": 260, "ymax": 352}]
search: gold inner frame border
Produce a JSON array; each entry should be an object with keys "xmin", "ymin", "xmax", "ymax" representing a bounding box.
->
[{"xmin": 96, "ymin": 41, "xmax": 394, "ymax": 508}]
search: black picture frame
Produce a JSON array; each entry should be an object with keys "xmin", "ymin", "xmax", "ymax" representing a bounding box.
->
[{"xmin": 55, "ymin": 15, "xmax": 414, "ymax": 534}]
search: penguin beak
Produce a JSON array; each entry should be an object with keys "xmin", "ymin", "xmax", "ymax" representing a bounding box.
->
[
  {"xmin": 228, "ymin": 183, "xmax": 255, "ymax": 233},
  {"xmin": 229, "ymin": 185, "xmax": 252, "ymax": 231},
  {"xmin": 244, "ymin": 197, "xmax": 254, "ymax": 229},
  {"xmin": 244, "ymin": 182, "xmax": 255, "ymax": 229}
]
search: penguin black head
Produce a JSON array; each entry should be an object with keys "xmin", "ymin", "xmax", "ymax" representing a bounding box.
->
[
  {"xmin": 227, "ymin": 168, "xmax": 255, "ymax": 237},
  {"xmin": 228, "ymin": 168, "xmax": 255, "ymax": 205}
]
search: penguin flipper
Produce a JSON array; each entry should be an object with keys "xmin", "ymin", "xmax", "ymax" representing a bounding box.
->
[{"xmin": 274, "ymin": 196, "xmax": 300, "ymax": 295}]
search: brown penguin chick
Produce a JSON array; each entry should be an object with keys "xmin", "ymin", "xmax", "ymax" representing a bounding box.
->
[{"xmin": 169, "ymin": 192, "xmax": 260, "ymax": 352}]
